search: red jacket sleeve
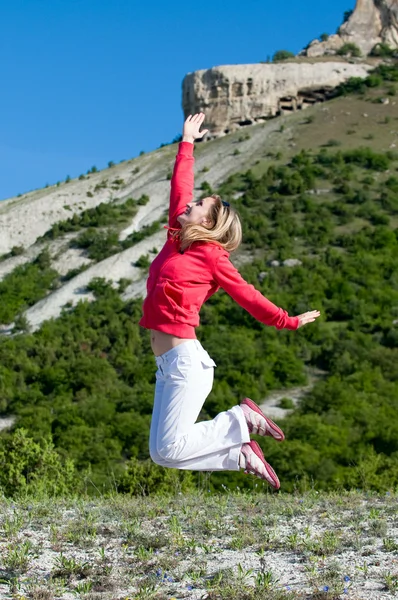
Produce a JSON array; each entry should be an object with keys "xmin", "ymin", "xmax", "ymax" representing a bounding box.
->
[
  {"xmin": 169, "ymin": 141, "xmax": 194, "ymax": 229},
  {"xmin": 213, "ymin": 253, "xmax": 300, "ymax": 331}
]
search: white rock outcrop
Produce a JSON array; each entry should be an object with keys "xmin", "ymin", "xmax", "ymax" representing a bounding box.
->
[
  {"xmin": 182, "ymin": 62, "xmax": 373, "ymax": 138},
  {"xmin": 304, "ymin": 0, "xmax": 398, "ymax": 57}
]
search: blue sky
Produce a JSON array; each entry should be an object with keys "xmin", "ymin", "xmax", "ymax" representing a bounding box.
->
[{"xmin": 0, "ymin": 0, "xmax": 354, "ymax": 201}]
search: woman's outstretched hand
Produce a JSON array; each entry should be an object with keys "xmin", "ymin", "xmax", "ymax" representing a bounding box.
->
[
  {"xmin": 183, "ymin": 113, "xmax": 209, "ymax": 144},
  {"xmin": 296, "ymin": 310, "xmax": 321, "ymax": 329}
]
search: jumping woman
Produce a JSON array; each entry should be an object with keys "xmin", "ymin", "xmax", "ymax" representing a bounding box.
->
[{"xmin": 139, "ymin": 113, "xmax": 320, "ymax": 489}]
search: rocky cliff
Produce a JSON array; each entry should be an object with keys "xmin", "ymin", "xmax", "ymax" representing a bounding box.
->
[
  {"xmin": 304, "ymin": 0, "xmax": 398, "ymax": 57},
  {"xmin": 182, "ymin": 62, "xmax": 372, "ymax": 138}
]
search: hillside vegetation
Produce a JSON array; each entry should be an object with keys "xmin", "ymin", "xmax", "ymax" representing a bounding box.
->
[{"xmin": 0, "ymin": 63, "xmax": 398, "ymax": 497}]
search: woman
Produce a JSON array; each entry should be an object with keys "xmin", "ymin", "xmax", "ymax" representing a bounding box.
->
[{"xmin": 139, "ymin": 113, "xmax": 320, "ymax": 489}]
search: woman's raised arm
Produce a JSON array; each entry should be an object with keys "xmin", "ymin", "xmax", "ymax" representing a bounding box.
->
[{"xmin": 168, "ymin": 114, "xmax": 208, "ymax": 229}]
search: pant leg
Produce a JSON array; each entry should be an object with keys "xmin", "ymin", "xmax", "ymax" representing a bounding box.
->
[
  {"xmin": 149, "ymin": 364, "xmax": 166, "ymax": 465},
  {"xmin": 153, "ymin": 340, "xmax": 250, "ymax": 471}
]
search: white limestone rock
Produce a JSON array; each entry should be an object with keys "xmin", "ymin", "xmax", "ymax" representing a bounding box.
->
[
  {"xmin": 304, "ymin": 0, "xmax": 398, "ymax": 57},
  {"xmin": 182, "ymin": 62, "xmax": 372, "ymax": 138}
]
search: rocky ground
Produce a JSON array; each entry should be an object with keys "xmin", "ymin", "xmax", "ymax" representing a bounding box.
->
[
  {"xmin": 0, "ymin": 490, "xmax": 397, "ymax": 599},
  {"xmin": 259, "ymin": 368, "xmax": 327, "ymax": 421}
]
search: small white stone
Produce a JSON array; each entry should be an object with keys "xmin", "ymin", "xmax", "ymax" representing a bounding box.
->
[{"xmin": 283, "ymin": 258, "xmax": 303, "ymax": 267}]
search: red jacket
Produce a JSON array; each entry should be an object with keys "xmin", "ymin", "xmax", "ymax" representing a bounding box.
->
[{"xmin": 139, "ymin": 142, "xmax": 299, "ymax": 337}]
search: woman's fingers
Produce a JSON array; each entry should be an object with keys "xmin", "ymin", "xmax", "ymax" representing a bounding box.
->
[
  {"xmin": 183, "ymin": 113, "xmax": 207, "ymax": 140},
  {"xmin": 198, "ymin": 128, "xmax": 209, "ymax": 138},
  {"xmin": 186, "ymin": 112, "xmax": 205, "ymax": 124},
  {"xmin": 296, "ymin": 310, "xmax": 321, "ymax": 328}
]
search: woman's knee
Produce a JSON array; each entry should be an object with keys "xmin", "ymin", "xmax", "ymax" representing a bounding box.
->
[
  {"xmin": 149, "ymin": 436, "xmax": 165, "ymax": 466},
  {"xmin": 150, "ymin": 448, "xmax": 172, "ymax": 467},
  {"xmin": 157, "ymin": 442, "xmax": 180, "ymax": 464}
]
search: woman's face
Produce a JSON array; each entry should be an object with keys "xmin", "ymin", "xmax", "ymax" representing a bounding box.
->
[{"xmin": 177, "ymin": 196, "xmax": 216, "ymax": 227}]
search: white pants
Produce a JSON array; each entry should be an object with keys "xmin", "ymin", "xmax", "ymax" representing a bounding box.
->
[{"xmin": 149, "ymin": 339, "xmax": 250, "ymax": 471}]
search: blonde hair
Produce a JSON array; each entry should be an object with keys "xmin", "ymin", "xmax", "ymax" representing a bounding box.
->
[{"xmin": 178, "ymin": 194, "xmax": 242, "ymax": 253}]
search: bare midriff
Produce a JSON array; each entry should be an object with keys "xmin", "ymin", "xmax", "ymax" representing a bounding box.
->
[{"xmin": 150, "ymin": 329, "xmax": 195, "ymax": 357}]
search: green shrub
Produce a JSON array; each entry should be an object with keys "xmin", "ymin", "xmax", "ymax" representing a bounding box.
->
[
  {"xmin": 13, "ymin": 313, "xmax": 30, "ymax": 334},
  {"xmin": 117, "ymin": 278, "xmax": 132, "ymax": 293},
  {"xmin": 337, "ymin": 43, "xmax": 361, "ymax": 57},
  {"xmin": 278, "ymin": 397, "xmax": 295, "ymax": 409},
  {"xmin": 118, "ymin": 458, "xmax": 196, "ymax": 496},
  {"xmin": 366, "ymin": 74, "xmax": 383, "ymax": 88},
  {"xmin": 272, "ymin": 50, "xmax": 295, "ymax": 62},
  {"xmin": 200, "ymin": 181, "xmax": 213, "ymax": 194},
  {"xmin": 336, "ymin": 77, "xmax": 367, "ymax": 96},
  {"xmin": 325, "ymin": 139, "xmax": 341, "ymax": 147},
  {"xmin": 10, "ymin": 245, "xmax": 25, "ymax": 257},
  {"xmin": 86, "ymin": 277, "xmax": 114, "ymax": 297},
  {"xmin": 62, "ymin": 266, "xmax": 87, "ymax": 281},
  {"xmin": 121, "ymin": 220, "xmax": 163, "ymax": 249},
  {"xmin": 374, "ymin": 64, "xmax": 398, "ymax": 82},
  {"xmin": 342, "ymin": 147, "xmax": 391, "ymax": 171},
  {"xmin": 134, "ymin": 254, "xmax": 151, "ymax": 269},
  {"xmin": 137, "ymin": 194, "xmax": 150, "ymax": 205},
  {"xmin": 73, "ymin": 228, "xmax": 119, "ymax": 261},
  {"xmin": 0, "ymin": 429, "xmax": 77, "ymax": 497},
  {"xmin": 370, "ymin": 43, "xmax": 395, "ymax": 57}
]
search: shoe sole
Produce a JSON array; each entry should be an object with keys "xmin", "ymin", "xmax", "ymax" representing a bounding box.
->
[
  {"xmin": 246, "ymin": 440, "xmax": 280, "ymax": 490},
  {"xmin": 241, "ymin": 397, "xmax": 285, "ymax": 441}
]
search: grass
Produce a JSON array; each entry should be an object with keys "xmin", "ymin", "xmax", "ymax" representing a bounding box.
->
[{"xmin": 0, "ymin": 490, "xmax": 396, "ymax": 599}]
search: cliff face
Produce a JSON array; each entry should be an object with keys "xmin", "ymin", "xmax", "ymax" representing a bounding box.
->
[
  {"xmin": 182, "ymin": 62, "xmax": 372, "ymax": 138},
  {"xmin": 305, "ymin": 0, "xmax": 398, "ymax": 57}
]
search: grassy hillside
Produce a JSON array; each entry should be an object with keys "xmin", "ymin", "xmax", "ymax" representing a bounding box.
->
[{"xmin": 0, "ymin": 63, "xmax": 397, "ymax": 497}]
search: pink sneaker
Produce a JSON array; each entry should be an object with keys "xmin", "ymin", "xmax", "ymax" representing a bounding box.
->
[
  {"xmin": 240, "ymin": 397, "xmax": 285, "ymax": 441},
  {"xmin": 240, "ymin": 440, "xmax": 280, "ymax": 489}
]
